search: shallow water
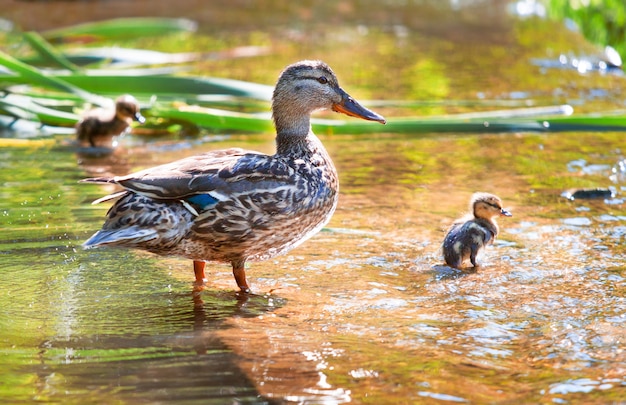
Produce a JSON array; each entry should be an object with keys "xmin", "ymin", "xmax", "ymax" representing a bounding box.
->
[
  {"xmin": 2, "ymin": 1, "xmax": 626, "ymax": 404},
  {"xmin": 2, "ymin": 130, "xmax": 625, "ymax": 403}
]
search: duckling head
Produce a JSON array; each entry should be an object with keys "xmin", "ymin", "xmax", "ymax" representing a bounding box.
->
[
  {"xmin": 272, "ymin": 60, "xmax": 385, "ymax": 135},
  {"xmin": 471, "ymin": 192, "xmax": 512, "ymax": 220},
  {"xmin": 115, "ymin": 94, "xmax": 146, "ymax": 124}
]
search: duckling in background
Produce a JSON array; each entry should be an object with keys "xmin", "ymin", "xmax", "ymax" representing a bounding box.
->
[
  {"xmin": 76, "ymin": 94, "xmax": 145, "ymax": 148},
  {"xmin": 81, "ymin": 60, "xmax": 386, "ymax": 293},
  {"xmin": 442, "ymin": 192, "xmax": 512, "ymax": 269}
]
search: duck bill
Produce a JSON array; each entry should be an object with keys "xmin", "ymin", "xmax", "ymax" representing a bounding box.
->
[
  {"xmin": 500, "ymin": 208, "xmax": 512, "ymax": 217},
  {"xmin": 134, "ymin": 112, "xmax": 146, "ymax": 124},
  {"xmin": 332, "ymin": 88, "xmax": 386, "ymax": 124}
]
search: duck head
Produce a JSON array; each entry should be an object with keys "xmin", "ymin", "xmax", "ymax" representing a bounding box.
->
[
  {"xmin": 272, "ymin": 60, "xmax": 385, "ymax": 135},
  {"xmin": 471, "ymin": 192, "xmax": 512, "ymax": 220},
  {"xmin": 115, "ymin": 94, "xmax": 146, "ymax": 124}
]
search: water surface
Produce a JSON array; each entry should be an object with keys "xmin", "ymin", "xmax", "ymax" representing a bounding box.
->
[{"xmin": 1, "ymin": 1, "xmax": 625, "ymax": 404}]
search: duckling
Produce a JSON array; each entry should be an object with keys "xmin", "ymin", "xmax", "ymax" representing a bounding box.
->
[
  {"xmin": 81, "ymin": 60, "xmax": 386, "ymax": 293},
  {"xmin": 76, "ymin": 94, "xmax": 145, "ymax": 147},
  {"xmin": 442, "ymin": 192, "xmax": 512, "ymax": 269}
]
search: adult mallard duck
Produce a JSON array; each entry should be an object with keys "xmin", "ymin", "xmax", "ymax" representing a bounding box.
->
[
  {"xmin": 76, "ymin": 94, "xmax": 145, "ymax": 148},
  {"xmin": 82, "ymin": 60, "xmax": 386, "ymax": 292},
  {"xmin": 442, "ymin": 192, "xmax": 512, "ymax": 269}
]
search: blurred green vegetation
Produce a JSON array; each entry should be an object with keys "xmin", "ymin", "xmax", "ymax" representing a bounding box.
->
[
  {"xmin": 545, "ymin": 0, "xmax": 626, "ymax": 61},
  {"xmin": 1, "ymin": 16, "xmax": 626, "ymax": 138}
]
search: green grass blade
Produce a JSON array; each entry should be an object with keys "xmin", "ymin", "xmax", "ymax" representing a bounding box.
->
[
  {"xmin": 62, "ymin": 47, "xmax": 201, "ymax": 67},
  {"xmin": 311, "ymin": 118, "xmax": 546, "ymax": 134},
  {"xmin": 2, "ymin": 76, "xmax": 272, "ymax": 110},
  {"xmin": 0, "ymin": 100, "xmax": 36, "ymax": 121},
  {"xmin": 151, "ymin": 105, "xmax": 273, "ymax": 132},
  {"xmin": 0, "ymin": 94, "xmax": 79, "ymax": 126},
  {"xmin": 0, "ymin": 49, "xmax": 81, "ymax": 93},
  {"xmin": 149, "ymin": 103, "xmax": 626, "ymax": 134},
  {"xmin": 148, "ymin": 104, "xmax": 547, "ymax": 134},
  {"xmin": 47, "ymin": 74, "xmax": 273, "ymax": 100},
  {"xmin": 0, "ymin": 73, "xmax": 272, "ymax": 100},
  {"xmin": 22, "ymin": 32, "xmax": 79, "ymax": 71},
  {"xmin": 20, "ymin": 46, "xmax": 267, "ymax": 69},
  {"xmin": 42, "ymin": 18, "xmax": 197, "ymax": 42},
  {"xmin": 542, "ymin": 114, "xmax": 626, "ymax": 130},
  {"xmin": 315, "ymin": 113, "xmax": 626, "ymax": 135},
  {"xmin": 0, "ymin": 50, "xmax": 109, "ymax": 107},
  {"xmin": 6, "ymin": 86, "xmax": 86, "ymax": 104}
]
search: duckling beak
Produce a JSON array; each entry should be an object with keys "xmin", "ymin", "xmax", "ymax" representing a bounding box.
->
[
  {"xmin": 134, "ymin": 112, "xmax": 146, "ymax": 124},
  {"xmin": 500, "ymin": 208, "xmax": 512, "ymax": 217},
  {"xmin": 332, "ymin": 88, "xmax": 386, "ymax": 124}
]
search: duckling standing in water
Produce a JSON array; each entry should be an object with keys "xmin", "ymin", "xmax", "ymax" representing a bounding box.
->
[
  {"xmin": 442, "ymin": 192, "xmax": 512, "ymax": 269},
  {"xmin": 76, "ymin": 94, "xmax": 145, "ymax": 148}
]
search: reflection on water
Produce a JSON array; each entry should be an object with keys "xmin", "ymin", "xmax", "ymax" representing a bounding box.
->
[
  {"xmin": 2, "ymin": 242, "xmax": 283, "ymax": 403},
  {"xmin": 3, "ymin": 132, "xmax": 625, "ymax": 404},
  {"xmin": 2, "ymin": 1, "xmax": 626, "ymax": 404}
]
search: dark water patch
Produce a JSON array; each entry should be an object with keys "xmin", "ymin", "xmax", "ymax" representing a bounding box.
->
[{"xmin": 23, "ymin": 337, "xmax": 276, "ymax": 404}]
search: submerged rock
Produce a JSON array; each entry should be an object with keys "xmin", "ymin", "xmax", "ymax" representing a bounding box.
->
[{"xmin": 561, "ymin": 188, "xmax": 615, "ymax": 200}]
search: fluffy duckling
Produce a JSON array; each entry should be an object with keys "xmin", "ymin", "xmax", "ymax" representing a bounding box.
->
[
  {"xmin": 442, "ymin": 192, "xmax": 512, "ymax": 269},
  {"xmin": 76, "ymin": 94, "xmax": 145, "ymax": 147},
  {"xmin": 81, "ymin": 60, "xmax": 386, "ymax": 293}
]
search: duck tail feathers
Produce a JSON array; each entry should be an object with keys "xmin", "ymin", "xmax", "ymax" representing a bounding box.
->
[
  {"xmin": 80, "ymin": 177, "xmax": 115, "ymax": 184},
  {"xmin": 91, "ymin": 191, "xmax": 128, "ymax": 205},
  {"xmin": 83, "ymin": 228, "xmax": 158, "ymax": 248}
]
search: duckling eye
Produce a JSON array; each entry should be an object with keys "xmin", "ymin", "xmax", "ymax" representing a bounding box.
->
[{"xmin": 317, "ymin": 76, "xmax": 328, "ymax": 84}]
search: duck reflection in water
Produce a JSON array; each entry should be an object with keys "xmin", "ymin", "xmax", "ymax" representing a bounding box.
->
[
  {"xmin": 76, "ymin": 94, "xmax": 145, "ymax": 149},
  {"xmin": 81, "ymin": 60, "xmax": 386, "ymax": 293},
  {"xmin": 442, "ymin": 192, "xmax": 512, "ymax": 269}
]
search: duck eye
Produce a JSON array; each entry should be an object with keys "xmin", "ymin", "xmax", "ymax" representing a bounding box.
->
[{"xmin": 317, "ymin": 76, "xmax": 328, "ymax": 84}]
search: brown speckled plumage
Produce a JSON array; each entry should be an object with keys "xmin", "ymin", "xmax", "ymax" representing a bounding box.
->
[{"xmin": 82, "ymin": 60, "xmax": 385, "ymax": 292}]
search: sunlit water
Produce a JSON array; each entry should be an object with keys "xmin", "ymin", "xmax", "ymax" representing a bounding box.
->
[
  {"xmin": 2, "ymin": 1, "xmax": 626, "ymax": 404},
  {"xmin": 2, "ymin": 128, "xmax": 624, "ymax": 404}
]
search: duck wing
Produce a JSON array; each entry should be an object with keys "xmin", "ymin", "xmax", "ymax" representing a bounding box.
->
[{"xmin": 82, "ymin": 148, "xmax": 297, "ymax": 201}]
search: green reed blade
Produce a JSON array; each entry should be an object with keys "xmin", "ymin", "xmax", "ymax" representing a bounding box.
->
[
  {"xmin": 0, "ymin": 50, "xmax": 82, "ymax": 93},
  {"xmin": 151, "ymin": 105, "xmax": 273, "ymax": 132},
  {"xmin": 542, "ymin": 114, "xmax": 626, "ymax": 130},
  {"xmin": 61, "ymin": 75, "xmax": 272, "ymax": 100},
  {"xmin": 314, "ymin": 115, "xmax": 626, "ymax": 134},
  {"xmin": 311, "ymin": 118, "xmax": 548, "ymax": 134},
  {"xmin": 22, "ymin": 32, "xmax": 79, "ymax": 72},
  {"xmin": 0, "ymin": 50, "xmax": 110, "ymax": 107},
  {"xmin": 42, "ymin": 18, "xmax": 198, "ymax": 43},
  {"xmin": 0, "ymin": 100, "xmax": 35, "ymax": 121},
  {"xmin": 144, "ymin": 103, "xmax": 626, "ymax": 134},
  {"xmin": 6, "ymin": 87, "xmax": 86, "ymax": 104},
  {"xmin": 0, "ymin": 73, "xmax": 273, "ymax": 100},
  {"xmin": 65, "ymin": 75, "xmax": 273, "ymax": 100},
  {"xmin": 0, "ymin": 94, "xmax": 80, "ymax": 126},
  {"xmin": 21, "ymin": 47, "xmax": 201, "ymax": 69}
]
